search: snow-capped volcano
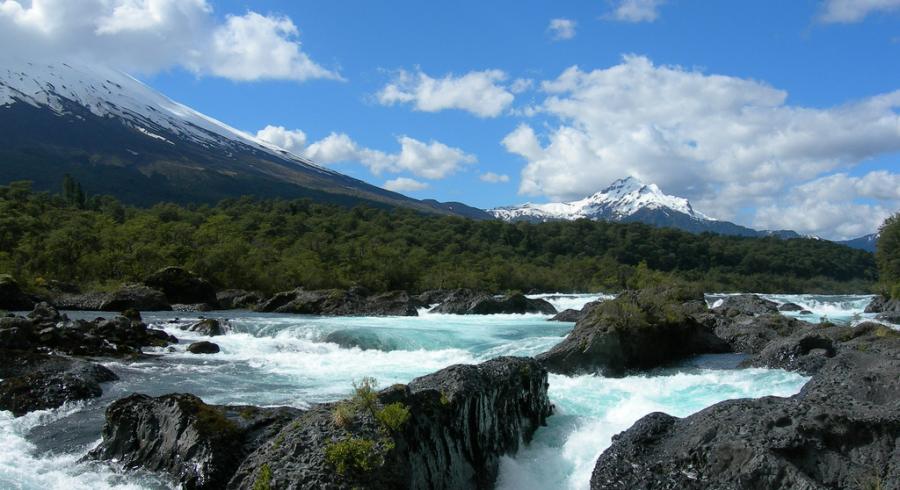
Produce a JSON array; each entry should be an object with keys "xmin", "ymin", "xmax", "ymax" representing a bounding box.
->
[
  {"xmin": 490, "ymin": 177, "xmax": 714, "ymax": 222},
  {"xmin": 0, "ymin": 57, "xmax": 488, "ymax": 217}
]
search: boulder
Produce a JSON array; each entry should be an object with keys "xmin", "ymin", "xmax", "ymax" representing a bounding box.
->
[
  {"xmin": 100, "ymin": 284, "xmax": 171, "ymax": 311},
  {"xmin": 230, "ymin": 356, "xmax": 552, "ymax": 489},
  {"xmin": 216, "ymin": 290, "xmax": 263, "ymax": 310},
  {"xmin": 538, "ymin": 286, "xmax": 729, "ymax": 376},
  {"xmin": 430, "ymin": 290, "xmax": 557, "ymax": 315},
  {"xmin": 181, "ymin": 318, "xmax": 224, "ymax": 336},
  {"xmin": 0, "ymin": 274, "xmax": 34, "ymax": 311},
  {"xmin": 258, "ymin": 288, "xmax": 419, "ymax": 316},
  {"xmin": 777, "ymin": 302, "xmax": 805, "ymax": 312},
  {"xmin": 590, "ymin": 339, "xmax": 900, "ymax": 490},
  {"xmin": 187, "ymin": 341, "xmax": 220, "ymax": 354},
  {"xmin": 88, "ymin": 393, "xmax": 302, "ymax": 490},
  {"xmin": 864, "ymin": 295, "xmax": 900, "ymax": 314},
  {"xmin": 0, "ymin": 355, "xmax": 118, "ymax": 416},
  {"xmin": 144, "ymin": 267, "xmax": 218, "ymax": 306},
  {"xmin": 548, "ymin": 300, "xmax": 605, "ymax": 322},
  {"xmin": 699, "ymin": 312, "xmax": 810, "ymax": 354},
  {"xmin": 711, "ymin": 294, "xmax": 780, "ymax": 317}
]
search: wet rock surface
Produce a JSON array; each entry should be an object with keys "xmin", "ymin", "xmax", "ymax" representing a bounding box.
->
[
  {"xmin": 538, "ymin": 286, "xmax": 729, "ymax": 376},
  {"xmin": 590, "ymin": 320, "xmax": 900, "ymax": 490},
  {"xmin": 258, "ymin": 287, "xmax": 420, "ymax": 316},
  {"xmin": 92, "ymin": 357, "xmax": 551, "ymax": 490},
  {"xmin": 188, "ymin": 341, "xmax": 220, "ymax": 354},
  {"xmin": 429, "ymin": 290, "xmax": 557, "ymax": 315},
  {"xmin": 0, "ymin": 355, "xmax": 118, "ymax": 416},
  {"xmin": 181, "ymin": 318, "xmax": 225, "ymax": 336}
]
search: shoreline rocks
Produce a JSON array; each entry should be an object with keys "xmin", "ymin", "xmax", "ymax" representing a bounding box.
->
[
  {"xmin": 0, "ymin": 275, "xmax": 35, "ymax": 311},
  {"xmin": 91, "ymin": 356, "xmax": 552, "ymax": 490},
  {"xmin": 143, "ymin": 266, "xmax": 218, "ymax": 308},
  {"xmin": 429, "ymin": 290, "xmax": 557, "ymax": 315},
  {"xmin": 258, "ymin": 287, "xmax": 420, "ymax": 316}
]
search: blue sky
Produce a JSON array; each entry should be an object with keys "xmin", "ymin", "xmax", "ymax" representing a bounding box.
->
[{"xmin": 1, "ymin": 0, "xmax": 898, "ymax": 238}]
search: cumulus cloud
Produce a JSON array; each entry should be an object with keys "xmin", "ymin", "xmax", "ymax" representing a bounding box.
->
[
  {"xmin": 383, "ymin": 177, "xmax": 429, "ymax": 192},
  {"xmin": 480, "ymin": 172, "xmax": 510, "ymax": 183},
  {"xmin": 0, "ymin": 0, "xmax": 340, "ymax": 82},
  {"xmin": 753, "ymin": 171, "xmax": 900, "ymax": 239},
  {"xmin": 502, "ymin": 55, "xmax": 900, "ymax": 238},
  {"xmin": 818, "ymin": 0, "xmax": 900, "ymax": 23},
  {"xmin": 548, "ymin": 18, "xmax": 576, "ymax": 40},
  {"xmin": 377, "ymin": 69, "xmax": 515, "ymax": 118},
  {"xmin": 606, "ymin": 0, "xmax": 667, "ymax": 23},
  {"xmin": 257, "ymin": 128, "xmax": 476, "ymax": 180}
]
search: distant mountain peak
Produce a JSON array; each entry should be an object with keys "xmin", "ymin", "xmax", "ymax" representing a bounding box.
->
[{"xmin": 490, "ymin": 177, "xmax": 712, "ymax": 223}]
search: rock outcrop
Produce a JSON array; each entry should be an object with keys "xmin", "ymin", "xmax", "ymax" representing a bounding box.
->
[
  {"xmin": 711, "ymin": 294, "xmax": 780, "ymax": 317},
  {"xmin": 92, "ymin": 357, "xmax": 552, "ymax": 489},
  {"xmin": 51, "ymin": 284, "xmax": 172, "ymax": 311},
  {"xmin": 0, "ymin": 274, "xmax": 35, "ymax": 310},
  {"xmin": 258, "ymin": 287, "xmax": 420, "ymax": 316},
  {"xmin": 88, "ymin": 393, "xmax": 302, "ymax": 490},
  {"xmin": 216, "ymin": 290, "xmax": 263, "ymax": 310},
  {"xmin": 430, "ymin": 290, "xmax": 557, "ymax": 315},
  {"xmin": 144, "ymin": 266, "xmax": 218, "ymax": 307},
  {"xmin": 0, "ymin": 303, "xmax": 177, "ymax": 416},
  {"xmin": 538, "ymin": 286, "xmax": 729, "ymax": 376},
  {"xmin": 590, "ymin": 324, "xmax": 900, "ymax": 490},
  {"xmin": 548, "ymin": 300, "xmax": 604, "ymax": 322}
]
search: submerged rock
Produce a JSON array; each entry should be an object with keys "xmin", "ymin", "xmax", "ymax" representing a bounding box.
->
[
  {"xmin": 258, "ymin": 288, "xmax": 420, "ymax": 316},
  {"xmin": 88, "ymin": 393, "xmax": 302, "ymax": 490},
  {"xmin": 430, "ymin": 290, "xmax": 557, "ymax": 315},
  {"xmin": 181, "ymin": 318, "xmax": 224, "ymax": 336},
  {"xmin": 144, "ymin": 266, "xmax": 218, "ymax": 307},
  {"xmin": 538, "ymin": 286, "xmax": 729, "ymax": 376},
  {"xmin": 188, "ymin": 341, "xmax": 220, "ymax": 354},
  {"xmin": 323, "ymin": 328, "xmax": 400, "ymax": 351}
]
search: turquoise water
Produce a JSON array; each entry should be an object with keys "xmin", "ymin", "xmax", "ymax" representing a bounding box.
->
[{"xmin": 1, "ymin": 293, "xmax": 875, "ymax": 489}]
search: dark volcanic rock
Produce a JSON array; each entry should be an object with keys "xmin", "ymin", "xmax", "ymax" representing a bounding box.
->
[
  {"xmin": 712, "ymin": 294, "xmax": 780, "ymax": 317},
  {"xmin": 53, "ymin": 284, "xmax": 171, "ymax": 311},
  {"xmin": 216, "ymin": 290, "xmax": 263, "ymax": 310},
  {"xmin": 230, "ymin": 356, "xmax": 552, "ymax": 489},
  {"xmin": 777, "ymin": 301, "xmax": 805, "ymax": 312},
  {"xmin": 538, "ymin": 286, "xmax": 729, "ymax": 376},
  {"xmin": 188, "ymin": 341, "xmax": 220, "ymax": 354},
  {"xmin": 0, "ymin": 274, "xmax": 34, "ymax": 310},
  {"xmin": 258, "ymin": 288, "xmax": 419, "ymax": 316},
  {"xmin": 144, "ymin": 266, "xmax": 218, "ymax": 306},
  {"xmin": 0, "ymin": 355, "xmax": 118, "ymax": 416},
  {"xmin": 430, "ymin": 290, "xmax": 557, "ymax": 315},
  {"xmin": 700, "ymin": 313, "xmax": 809, "ymax": 354},
  {"xmin": 864, "ymin": 295, "xmax": 900, "ymax": 314},
  {"xmin": 88, "ymin": 393, "xmax": 302, "ymax": 490},
  {"xmin": 590, "ymin": 324, "xmax": 900, "ymax": 490},
  {"xmin": 181, "ymin": 318, "xmax": 224, "ymax": 336},
  {"xmin": 548, "ymin": 300, "xmax": 605, "ymax": 322}
]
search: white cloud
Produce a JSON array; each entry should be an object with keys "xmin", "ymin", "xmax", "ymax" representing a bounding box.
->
[
  {"xmin": 753, "ymin": 171, "xmax": 900, "ymax": 239},
  {"xmin": 548, "ymin": 18, "xmax": 576, "ymax": 40},
  {"xmin": 257, "ymin": 128, "xmax": 476, "ymax": 180},
  {"xmin": 0, "ymin": 0, "xmax": 340, "ymax": 82},
  {"xmin": 607, "ymin": 0, "xmax": 666, "ymax": 23},
  {"xmin": 383, "ymin": 177, "xmax": 429, "ymax": 192},
  {"xmin": 818, "ymin": 0, "xmax": 900, "ymax": 23},
  {"xmin": 510, "ymin": 78, "xmax": 534, "ymax": 94},
  {"xmin": 503, "ymin": 55, "xmax": 900, "ymax": 238},
  {"xmin": 480, "ymin": 172, "xmax": 510, "ymax": 183},
  {"xmin": 377, "ymin": 69, "xmax": 515, "ymax": 118}
]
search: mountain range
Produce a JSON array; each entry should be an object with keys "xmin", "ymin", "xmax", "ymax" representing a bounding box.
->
[
  {"xmin": 0, "ymin": 58, "xmax": 877, "ymax": 252},
  {"xmin": 490, "ymin": 177, "xmax": 878, "ymax": 252}
]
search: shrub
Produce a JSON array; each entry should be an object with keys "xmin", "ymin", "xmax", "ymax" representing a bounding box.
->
[
  {"xmin": 324, "ymin": 437, "xmax": 381, "ymax": 475},
  {"xmin": 332, "ymin": 402, "xmax": 355, "ymax": 428},
  {"xmin": 375, "ymin": 402, "xmax": 411, "ymax": 433},
  {"xmin": 252, "ymin": 464, "xmax": 272, "ymax": 490}
]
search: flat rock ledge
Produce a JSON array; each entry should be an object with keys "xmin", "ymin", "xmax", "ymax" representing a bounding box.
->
[{"xmin": 90, "ymin": 356, "xmax": 551, "ymax": 490}]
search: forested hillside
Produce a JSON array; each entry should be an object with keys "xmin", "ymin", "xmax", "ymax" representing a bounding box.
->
[{"xmin": 0, "ymin": 181, "xmax": 876, "ymax": 295}]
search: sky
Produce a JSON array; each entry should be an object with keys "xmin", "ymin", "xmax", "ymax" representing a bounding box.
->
[{"xmin": 0, "ymin": 0, "xmax": 899, "ymax": 240}]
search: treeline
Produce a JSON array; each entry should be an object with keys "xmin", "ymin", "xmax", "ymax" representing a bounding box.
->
[{"xmin": 0, "ymin": 180, "xmax": 877, "ymax": 295}]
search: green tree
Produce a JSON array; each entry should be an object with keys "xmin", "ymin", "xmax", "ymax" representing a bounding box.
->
[{"xmin": 876, "ymin": 213, "xmax": 900, "ymax": 298}]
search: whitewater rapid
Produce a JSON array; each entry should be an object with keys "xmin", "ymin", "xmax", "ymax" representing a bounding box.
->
[{"xmin": 0, "ymin": 293, "xmax": 881, "ymax": 489}]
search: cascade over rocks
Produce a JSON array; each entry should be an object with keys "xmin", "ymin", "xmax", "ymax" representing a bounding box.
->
[
  {"xmin": 258, "ymin": 287, "xmax": 420, "ymax": 316},
  {"xmin": 143, "ymin": 267, "xmax": 218, "ymax": 307},
  {"xmin": 92, "ymin": 357, "xmax": 551, "ymax": 490},
  {"xmin": 590, "ymin": 324, "xmax": 900, "ymax": 490},
  {"xmin": 537, "ymin": 286, "xmax": 729, "ymax": 376},
  {"xmin": 429, "ymin": 289, "xmax": 557, "ymax": 315},
  {"xmin": 88, "ymin": 394, "xmax": 302, "ymax": 490},
  {"xmin": 181, "ymin": 318, "xmax": 225, "ymax": 337}
]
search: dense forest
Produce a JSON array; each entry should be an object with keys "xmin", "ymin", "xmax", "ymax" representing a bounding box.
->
[
  {"xmin": 877, "ymin": 212, "xmax": 900, "ymax": 298},
  {"xmin": 0, "ymin": 180, "xmax": 878, "ymax": 295}
]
